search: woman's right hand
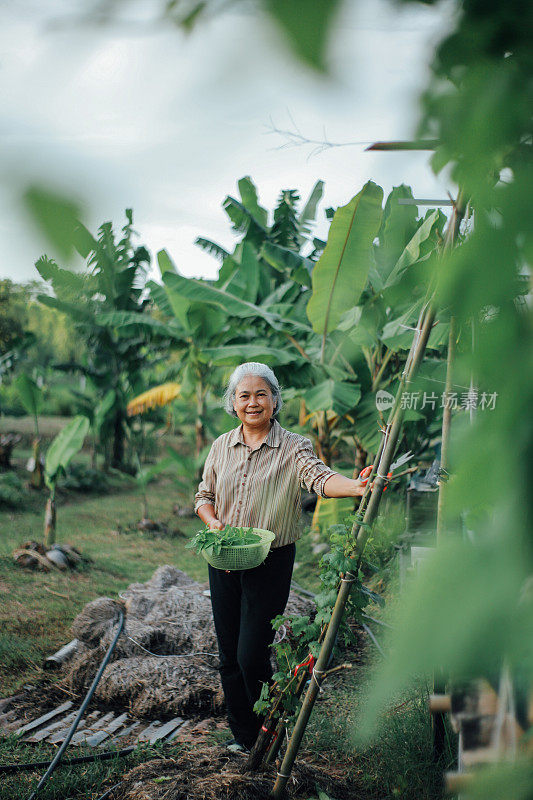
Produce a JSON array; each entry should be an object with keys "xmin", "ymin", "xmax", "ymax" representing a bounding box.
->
[{"xmin": 209, "ymin": 519, "xmax": 225, "ymax": 531}]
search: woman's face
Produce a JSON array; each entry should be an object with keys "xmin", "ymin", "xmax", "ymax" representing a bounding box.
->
[{"xmin": 233, "ymin": 375, "xmax": 276, "ymax": 428}]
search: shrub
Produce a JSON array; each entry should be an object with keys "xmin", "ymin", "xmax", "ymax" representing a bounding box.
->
[
  {"xmin": 0, "ymin": 473, "xmax": 26, "ymax": 508},
  {"xmin": 61, "ymin": 463, "xmax": 109, "ymax": 493}
]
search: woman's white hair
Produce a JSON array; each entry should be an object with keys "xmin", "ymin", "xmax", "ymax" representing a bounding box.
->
[{"xmin": 223, "ymin": 362, "xmax": 283, "ymax": 418}]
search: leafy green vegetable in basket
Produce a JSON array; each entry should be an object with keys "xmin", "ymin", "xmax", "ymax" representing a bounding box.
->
[{"xmin": 186, "ymin": 525, "xmax": 261, "ymax": 555}]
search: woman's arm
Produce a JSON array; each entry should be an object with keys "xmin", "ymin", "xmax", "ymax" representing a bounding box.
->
[
  {"xmin": 323, "ymin": 473, "xmax": 365, "ymax": 498},
  {"xmin": 197, "ymin": 503, "xmax": 225, "ymax": 530}
]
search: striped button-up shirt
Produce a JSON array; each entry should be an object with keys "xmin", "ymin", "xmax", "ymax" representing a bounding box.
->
[{"xmin": 194, "ymin": 419, "xmax": 337, "ymax": 548}]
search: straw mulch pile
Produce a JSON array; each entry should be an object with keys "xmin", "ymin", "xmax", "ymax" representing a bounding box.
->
[
  {"xmin": 107, "ymin": 743, "xmax": 355, "ymax": 800},
  {"xmin": 63, "ymin": 565, "xmax": 314, "ymax": 718}
]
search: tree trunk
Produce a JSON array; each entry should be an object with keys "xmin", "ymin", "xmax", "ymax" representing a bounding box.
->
[
  {"xmin": 44, "ymin": 495, "xmax": 56, "ymax": 547},
  {"xmin": 195, "ymin": 382, "xmax": 206, "ymax": 458},
  {"xmin": 30, "ymin": 438, "xmax": 44, "ymax": 490},
  {"xmin": 112, "ymin": 409, "xmax": 125, "ymax": 469}
]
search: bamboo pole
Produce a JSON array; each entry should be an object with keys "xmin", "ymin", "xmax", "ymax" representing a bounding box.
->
[
  {"xmin": 271, "ymin": 194, "xmax": 466, "ymax": 799},
  {"xmin": 436, "ymin": 316, "xmax": 456, "ymax": 543}
]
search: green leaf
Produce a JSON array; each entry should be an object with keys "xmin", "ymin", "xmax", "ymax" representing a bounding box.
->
[
  {"xmin": 224, "ymin": 242, "xmax": 260, "ymax": 302},
  {"xmin": 197, "ymin": 344, "xmax": 296, "ymax": 366},
  {"xmin": 303, "ymin": 380, "xmax": 360, "ymax": 415},
  {"xmin": 34, "ymin": 256, "xmax": 89, "ymax": 295},
  {"xmin": 45, "ymin": 415, "xmax": 90, "ymax": 488},
  {"xmin": 264, "ymin": 0, "xmax": 342, "ymax": 71},
  {"xmin": 96, "ymin": 310, "xmax": 179, "ymax": 339},
  {"xmin": 298, "ymin": 180, "xmax": 324, "ymax": 243},
  {"xmin": 161, "ymin": 271, "xmax": 299, "ymax": 332},
  {"xmin": 93, "ymin": 390, "xmax": 115, "ymax": 433},
  {"xmin": 154, "ymin": 251, "xmax": 194, "ymax": 329},
  {"xmin": 23, "ymin": 185, "xmax": 82, "ymax": 259},
  {"xmin": 15, "ymin": 374, "xmax": 42, "ymax": 419},
  {"xmin": 238, "ymin": 176, "xmax": 268, "ymax": 228},
  {"xmin": 36, "ymin": 293, "xmax": 94, "ymax": 323},
  {"xmin": 157, "ymin": 249, "xmax": 179, "ymax": 276},
  {"xmin": 355, "ymin": 537, "xmax": 532, "ymax": 742},
  {"xmin": 371, "ymin": 185, "xmax": 419, "ymax": 291},
  {"xmin": 383, "ymin": 210, "xmax": 439, "ymax": 289},
  {"xmin": 261, "ymin": 242, "xmax": 313, "ymax": 287},
  {"xmin": 306, "ymin": 182, "xmax": 383, "ymax": 335}
]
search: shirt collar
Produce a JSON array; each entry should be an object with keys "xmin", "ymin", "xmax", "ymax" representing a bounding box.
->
[{"xmin": 228, "ymin": 419, "xmax": 282, "ymax": 449}]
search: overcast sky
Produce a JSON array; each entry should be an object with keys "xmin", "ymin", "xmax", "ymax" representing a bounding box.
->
[{"xmin": 0, "ymin": 0, "xmax": 455, "ymax": 284}]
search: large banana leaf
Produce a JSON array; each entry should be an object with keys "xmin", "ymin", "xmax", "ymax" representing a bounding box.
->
[
  {"xmin": 196, "ymin": 344, "xmax": 297, "ymax": 366},
  {"xmin": 160, "ymin": 270, "xmax": 305, "ymax": 332},
  {"xmin": 155, "ymin": 251, "xmax": 193, "ymax": 329},
  {"xmin": 383, "ymin": 210, "xmax": 439, "ymax": 289},
  {"xmin": 45, "ymin": 415, "xmax": 90, "ymax": 488},
  {"xmin": 303, "ymin": 379, "xmax": 361, "ymax": 415},
  {"xmin": 224, "ymin": 242, "xmax": 260, "ymax": 302},
  {"xmin": 15, "ymin": 374, "xmax": 42, "ymax": 419},
  {"xmin": 96, "ymin": 310, "xmax": 180, "ymax": 339},
  {"xmin": 306, "ymin": 181, "xmax": 383, "ymax": 335},
  {"xmin": 371, "ymin": 185, "xmax": 419, "ymax": 291}
]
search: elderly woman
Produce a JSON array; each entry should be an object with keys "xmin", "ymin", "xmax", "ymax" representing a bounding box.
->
[{"xmin": 195, "ymin": 362, "xmax": 364, "ymax": 752}]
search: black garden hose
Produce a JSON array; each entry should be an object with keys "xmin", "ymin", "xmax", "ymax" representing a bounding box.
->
[
  {"xmin": 25, "ymin": 608, "xmax": 125, "ymax": 800},
  {"xmin": 1, "ymin": 745, "xmax": 135, "ymax": 774}
]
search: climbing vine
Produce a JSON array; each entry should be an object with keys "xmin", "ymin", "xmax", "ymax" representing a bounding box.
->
[{"xmin": 254, "ymin": 513, "xmax": 383, "ymax": 723}]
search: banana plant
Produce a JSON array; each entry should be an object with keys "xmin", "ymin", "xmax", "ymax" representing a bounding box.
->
[
  {"xmin": 15, "ymin": 373, "xmax": 44, "ymax": 489},
  {"xmin": 43, "ymin": 415, "xmax": 90, "ymax": 546},
  {"xmin": 35, "ymin": 210, "xmax": 166, "ymax": 471}
]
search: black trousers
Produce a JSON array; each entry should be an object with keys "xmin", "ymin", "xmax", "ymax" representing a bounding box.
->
[{"xmin": 208, "ymin": 542, "xmax": 295, "ymax": 747}]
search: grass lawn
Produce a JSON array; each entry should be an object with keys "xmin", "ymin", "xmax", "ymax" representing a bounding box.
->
[{"xmin": 0, "ymin": 467, "xmax": 207, "ymax": 696}]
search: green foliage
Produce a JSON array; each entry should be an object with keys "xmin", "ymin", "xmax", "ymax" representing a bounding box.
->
[
  {"xmin": 15, "ymin": 374, "xmax": 42, "ymax": 429},
  {"xmin": 0, "ymin": 473, "xmax": 25, "ymax": 508},
  {"xmin": 186, "ymin": 525, "xmax": 260, "ymax": 555},
  {"xmin": 264, "ymin": 0, "xmax": 342, "ymax": 71},
  {"xmin": 61, "ymin": 462, "xmax": 109, "ymax": 493},
  {"xmin": 254, "ymin": 515, "xmax": 379, "ymax": 722},
  {"xmin": 35, "ymin": 210, "xmax": 164, "ymax": 469},
  {"xmin": 306, "ymin": 181, "xmax": 383, "ymax": 337},
  {"xmin": 345, "ymin": 10, "xmax": 533, "ymax": 795},
  {"xmin": 23, "ymin": 185, "xmax": 82, "ymax": 259},
  {"xmin": 44, "ymin": 415, "xmax": 90, "ymax": 490}
]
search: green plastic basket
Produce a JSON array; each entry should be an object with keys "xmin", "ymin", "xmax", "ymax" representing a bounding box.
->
[{"xmin": 201, "ymin": 528, "xmax": 276, "ymax": 571}]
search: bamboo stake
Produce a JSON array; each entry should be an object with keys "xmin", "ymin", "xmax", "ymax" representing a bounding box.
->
[
  {"xmin": 436, "ymin": 316, "xmax": 456, "ymax": 543},
  {"xmin": 271, "ymin": 194, "xmax": 466, "ymax": 799}
]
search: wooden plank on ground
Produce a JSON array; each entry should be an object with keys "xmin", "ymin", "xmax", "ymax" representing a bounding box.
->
[
  {"xmin": 13, "ymin": 701, "xmax": 73, "ymax": 736},
  {"xmin": 24, "ymin": 711, "xmax": 78, "ymax": 744},
  {"xmin": 106, "ymin": 720, "xmax": 140, "ymax": 746},
  {"xmin": 146, "ymin": 717, "xmax": 185, "ymax": 743},
  {"xmin": 71, "ymin": 712, "xmax": 115, "ymax": 745},
  {"xmin": 166, "ymin": 720, "xmax": 191, "ymax": 742},
  {"xmin": 83, "ymin": 714, "xmax": 129, "ymax": 748},
  {"xmin": 137, "ymin": 720, "xmax": 162, "ymax": 742}
]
